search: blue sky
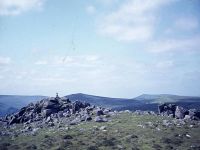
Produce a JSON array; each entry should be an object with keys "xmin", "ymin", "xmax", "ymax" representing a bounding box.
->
[{"xmin": 0, "ymin": 0, "xmax": 200, "ymax": 97}]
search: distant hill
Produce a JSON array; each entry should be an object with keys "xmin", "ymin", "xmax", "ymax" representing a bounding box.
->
[
  {"xmin": 65, "ymin": 93, "xmax": 141, "ymax": 109},
  {"xmin": 134, "ymin": 94, "xmax": 200, "ymax": 103},
  {"xmin": 65, "ymin": 93, "xmax": 157, "ymax": 111},
  {"xmin": 65, "ymin": 93, "xmax": 200, "ymax": 111},
  {"xmin": 134, "ymin": 94, "xmax": 200, "ymax": 109},
  {"xmin": 0, "ymin": 95, "xmax": 46, "ymax": 116}
]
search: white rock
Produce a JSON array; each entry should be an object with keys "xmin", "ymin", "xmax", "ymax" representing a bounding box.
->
[
  {"xmin": 99, "ymin": 126, "xmax": 106, "ymax": 130},
  {"xmin": 186, "ymin": 134, "xmax": 191, "ymax": 138}
]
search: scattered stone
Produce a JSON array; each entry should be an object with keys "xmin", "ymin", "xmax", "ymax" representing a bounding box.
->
[
  {"xmin": 46, "ymin": 116, "xmax": 52, "ymax": 122},
  {"xmin": 156, "ymin": 127, "xmax": 161, "ymax": 131},
  {"xmin": 99, "ymin": 126, "xmax": 106, "ymax": 130},
  {"xmin": 48, "ymin": 122, "xmax": 54, "ymax": 127},
  {"xmin": 145, "ymin": 121, "xmax": 153, "ymax": 127},
  {"xmin": 81, "ymin": 114, "xmax": 92, "ymax": 121},
  {"xmin": 137, "ymin": 124, "xmax": 145, "ymax": 128},
  {"xmin": 62, "ymin": 134, "xmax": 73, "ymax": 140},
  {"xmin": 70, "ymin": 117, "xmax": 81, "ymax": 125},
  {"xmin": 117, "ymin": 145, "xmax": 123, "ymax": 149},
  {"xmin": 124, "ymin": 110, "xmax": 131, "ymax": 113},
  {"xmin": 186, "ymin": 134, "xmax": 191, "ymax": 138},
  {"xmin": 125, "ymin": 134, "xmax": 138, "ymax": 139},
  {"xmin": 94, "ymin": 116, "xmax": 108, "ymax": 122},
  {"xmin": 103, "ymin": 108, "xmax": 110, "ymax": 114},
  {"xmin": 162, "ymin": 120, "xmax": 172, "ymax": 127},
  {"xmin": 184, "ymin": 115, "xmax": 191, "ymax": 120}
]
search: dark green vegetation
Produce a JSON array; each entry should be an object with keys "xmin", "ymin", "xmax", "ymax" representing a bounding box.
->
[{"xmin": 1, "ymin": 113, "xmax": 200, "ymax": 150}]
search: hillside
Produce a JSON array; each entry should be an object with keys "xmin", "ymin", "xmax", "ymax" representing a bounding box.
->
[{"xmin": 1, "ymin": 112, "xmax": 200, "ymax": 150}]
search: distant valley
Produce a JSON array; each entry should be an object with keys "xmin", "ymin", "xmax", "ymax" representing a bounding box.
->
[{"xmin": 0, "ymin": 95, "xmax": 46, "ymax": 116}]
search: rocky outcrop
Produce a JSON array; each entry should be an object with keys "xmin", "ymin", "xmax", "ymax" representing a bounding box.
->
[
  {"xmin": 158, "ymin": 103, "xmax": 200, "ymax": 120},
  {"xmin": 158, "ymin": 103, "xmax": 176, "ymax": 117},
  {"xmin": 175, "ymin": 106, "xmax": 187, "ymax": 119},
  {"xmin": 2, "ymin": 96, "xmax": 109, "ymax": 125}
]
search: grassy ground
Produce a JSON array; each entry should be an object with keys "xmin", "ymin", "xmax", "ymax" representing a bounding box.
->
[{"xmin": 0, "ymin": 113, "xmax": 200, "ymax": 150}]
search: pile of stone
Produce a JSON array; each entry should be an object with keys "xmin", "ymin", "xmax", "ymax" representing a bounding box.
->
[
  {"xmin": 158, "ymin": 103, "xmax": 200, "ymax": 120},
  {"xmin": 1, "ymin": 95, "xmax": 112, "ymax": 126}
]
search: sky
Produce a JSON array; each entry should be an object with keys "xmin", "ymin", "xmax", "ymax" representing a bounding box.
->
[{"xmin": 0, "ymin": 0, "xmax": 200, "ymax": 98}]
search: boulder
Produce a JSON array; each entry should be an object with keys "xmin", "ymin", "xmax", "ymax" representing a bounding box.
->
[
  {"xmin": 80, "ymin": 114, "xmax": 92, "ymax": 121},
  {"xmin": 42, "ymin": 109, "xmax": 54, "ymax": 117},
  {"xmin": 103, "ymin": 108, "xmax": 110, "ymax": 114},
  {"xmin": 194, "ymin": 111, "xmax": 200, "ymax": 120},
  {"xmin": 72, "ymin": 101, "xmax": 82, "ymax": 114},
  {"xmin": 184, "ymin": 115, "xmax": 191, "ymax": 120},
  {"xmin": 134, "ymin": 110, "xmax": 143, "ymax": 115},
  {"xmin": 175, "ymin": 106, "xmax": 187, "ymax": 119},
  {"xmin": 158, "ymin": 103, "xmax": 176, "ymax": 117},
  {"xmin": 95, "ymin": 108, "xmax": 104, "ymax": 116},
  {"xmin": 124, "ymin": 110, "xmax": 131, "ymax": 113},
  {"xmin": 46, "ymin": 116, "xmax": 52, "ymax": 122},
  {"xmin": 162, "ymin": 120, "xmax": 171, "ymax": 127},
  {"xmin": 189, "ymin": 109, "xmax": 196, "ymax": 117},
  {"xmin": 99, "ymin": 126, "xmax": 106, "ymax": 130},
  {"xmin": 42, "ymin": 100, "xmax": 60, "ymax": 110},
  {"xmin": 94, "ymin": 116, "xmax": 108, "ymax": 122},
  {"xmin": 57, "ymin": 111, "xmax": 64, "ymax": 118},
  {"xmin": 9, "ymin": 116, "xmax": 19, "ymax": 125},
  {"xmin": 188, "ymin": 109, "xmax": 200, "ymax": 120},
  {"xmin": 18, "ymin": 107, "xmax": 26, "ymax": 116},
  {"xmin": 70, "ymin": 117, "xmax": 81, "ymax": 125},
  {"xmin": 48, "ymin": 122, "xmax": 54, "ymax": 127},
  {"xmin": 63, "ymin": 112, "xmax": 70, "ymax": 117}
]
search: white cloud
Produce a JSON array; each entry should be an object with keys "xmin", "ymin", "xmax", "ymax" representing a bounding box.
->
[
  {"xmin": 35, "ymin": 55, "xmax": 101, "ymax": 67},
  {"xmin": 0, "ymin": 0, "xmax": 46, "ymax": 16},
  {"xmin": 84, "ymin": 55, "xmax": 99, "ymax": 61},
  {"xmin": 97, "ymin": 0, "xmax": 119, "ymax": 6},
  {"xmin": 97, "ymin": 0, "xmax": 174, "ymax": 42},
  {"xmin": 0, "ymin": 56, "xmax": 11, "ymax": 65},
  {"xmin": 35, "ymin": 60, "xmax": 48, "ymax": 65},
  {"xmin": 55, "ymin": 55, "xmax": 101, "ymax": 67},
  {"xmin": 86, "ymin": 5, "xmax": 96, "ymax": 14},
  {"xmin": 33, "ymin": 77, "xmax": 77, "ymax": 83},
  {"xmin": 155, "ymin": 60, "xmax": 174, "ymax": 69},
  {"xmin": 175, "ymin": 17, "xmax": 199, "ymax": 31},
  {"xmin": 148, "ymin": 37, "xmax": 200, "ymax": 53},
  {"xmin": 0, "ymin": 75, "xmax": 4, "ymax": 79}
]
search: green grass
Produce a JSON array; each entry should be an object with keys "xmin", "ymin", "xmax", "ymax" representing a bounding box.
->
[{"xmin": 0, "ymin": 113, "xmax": 200, "ymax": 150}]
